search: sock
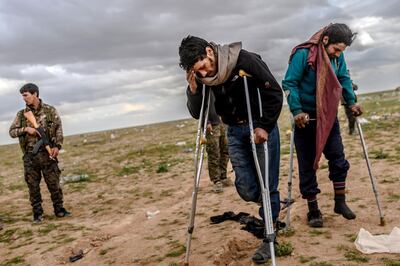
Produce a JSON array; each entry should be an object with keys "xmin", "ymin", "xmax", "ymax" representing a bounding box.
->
[
  {"xmin": 306, "ymin": 195, "xmax": 319, "ymax": 212},
  {"xmin": 333, "ymin": 182, "xmax": 346, "ymax": 195},
  {"xmin": 332, "ymin": 187, "xmax": 356, "ymax": 220}
]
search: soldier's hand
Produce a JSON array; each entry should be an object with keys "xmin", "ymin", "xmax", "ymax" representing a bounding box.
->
[
  {"xmin": 186, "ymin": 70, "xmax": 198, "ymax": 94},
  {"xmin": 50, "ymin": 147, "xmax": 59, "ymax": 158},
  {"xmin": 24, "ymin": 127, "xmax": 37, "ymax": 135},
  {"xmin": 350, "ymin": 104, "xmax": 363, "ymax": 117},
  {"xmin": 254, "ymin": 128, "xmax": 268, "ymax": 144},
  {"xmin": 294, "ymin": 112, "xmax": 310, "ymax": 128}
]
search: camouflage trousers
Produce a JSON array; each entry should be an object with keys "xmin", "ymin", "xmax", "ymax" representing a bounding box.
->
[
  {"xmin": 23, "ymin": 150, "xmax": 64, "ymax": 215},
  {"xmin": 206, "ymin": 123, "xmax": 229, "ymax": 183}
]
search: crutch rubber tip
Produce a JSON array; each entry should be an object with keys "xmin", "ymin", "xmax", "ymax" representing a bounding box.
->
[{"xmin": 380, "ymin": 218, "xmax": 385, "ymax": 226}]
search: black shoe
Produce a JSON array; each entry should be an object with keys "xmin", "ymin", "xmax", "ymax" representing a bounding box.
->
[
  {"xmin": 55, "ymin": 208, "xmax": 71, "ymax": 218},
  {"xmin": 33, "ymin": 213, "xmax": 43, "ymax": 224},
  {"xmin": 252, "ymin": 240, "xmax": 272, "ymax": 264},
  {"xmin": 334, "ymin": 196, "xmax": 356, "ymax": 220},
  {"xmin": 307, "ymin": 210, "xmax": 323, "ymax": 228}
]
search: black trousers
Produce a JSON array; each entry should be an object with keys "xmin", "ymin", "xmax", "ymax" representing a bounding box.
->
[{"xmin": 294, "ymin": 118, "xmax": 350, "ymax": 199}]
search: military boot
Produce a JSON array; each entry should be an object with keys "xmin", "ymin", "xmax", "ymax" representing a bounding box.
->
[
  {"xmin": 212, "ymin": 181, "xmax": 223, "ymax": 193},
  {"xmin": 55, "ymin": 207, "xmax": 71, "ymax": 218},
  {"xmin": 33, "ymin": 213, "xmax": 43, "ymax": 224}
]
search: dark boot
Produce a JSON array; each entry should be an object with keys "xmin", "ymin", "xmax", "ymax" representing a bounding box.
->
[
  {"xmin": 334, "ymin": 194, "xmax": 356, "ymax": 220},
  {"xmin": 55, "ymin": 207, "xmax": 71, "ymax": 218},
  {"xmin": 252, "ymin": 238, "xmax": 279, "ymax": 264},
  {"xmin": 252, "ymin": 240, "xmax": 271, "ymax": 264},
  {"xmin": 212, "ymin": 181, "xmax": 223, "ymax": 193},
  {"xmin": 307, "ymin": 210, "xmax": 323, "ymax": 227},
  {"xmin": 306, "ymin": 198, "xmax": 323, "ymax": 227},
  {"xmin": 33, "ymin": 213, "xmax": 43, "ymax": 224}
]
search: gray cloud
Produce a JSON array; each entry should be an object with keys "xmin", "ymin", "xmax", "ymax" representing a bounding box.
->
[{"xmin": 0, "ymin": 0, "xmax": 399, "ymax": 144}]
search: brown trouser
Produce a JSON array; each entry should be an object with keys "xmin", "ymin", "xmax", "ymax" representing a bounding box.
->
[{"xmin": 206, "ymin": 124, "xmax": 229, "ymax": 183}]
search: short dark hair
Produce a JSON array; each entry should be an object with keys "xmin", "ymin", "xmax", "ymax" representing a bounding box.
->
[
  {"xmin": 178, "ymin": 35, "xmax": 210, "ymax": 71},
  {"xmin": 323, "ymin": 23, "xmax": 357, "ymax": 46},
  {"xmin": 20, "ymin": 83, "xmax": 39, "ymax": 97}
]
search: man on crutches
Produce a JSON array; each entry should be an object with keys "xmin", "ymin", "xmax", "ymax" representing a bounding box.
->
[
  {"xmin": 179, "ymin": 35, "xmax": 283, "ymax": 264},
  {"xmin": 282, "ymin": 23, "xmax": 363, "ymax": 228}
]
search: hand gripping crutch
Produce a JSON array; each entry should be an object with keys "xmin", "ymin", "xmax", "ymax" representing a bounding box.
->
[
  {"xmin": 239, "ymin": 70, "xmax": 276, "ymax": 266},
  {"xmin": 285, "ymin": 118, "xmax": 295, "ymax": 229},
  {"xmin": 356, "ymin": 118, "xmax": 385, "ymax": 226},
  {"xmin": 184, "ymin": 84, "xmax": 211, "ymax": 266}
]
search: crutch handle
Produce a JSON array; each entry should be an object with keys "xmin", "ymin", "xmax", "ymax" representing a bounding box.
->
[{"xmin": 239, "ymin": 70, "xmax": 252, "ymax": 78}]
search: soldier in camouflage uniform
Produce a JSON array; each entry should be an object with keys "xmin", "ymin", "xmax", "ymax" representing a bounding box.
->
[
  {"xmin": 205, "ymin": 91, "xmax": 230, "ymax": 193},
  {"xmin": 9, "ymin": 83, "xmax": 70, "ymax": 223}
]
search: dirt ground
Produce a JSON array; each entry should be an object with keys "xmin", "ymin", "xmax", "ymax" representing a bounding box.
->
[{"xmin": 0, "ymin": 90, "xmax": 399, "ymax": 266}]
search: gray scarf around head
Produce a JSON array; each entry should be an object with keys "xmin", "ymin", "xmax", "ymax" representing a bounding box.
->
[{"xmin": 199, "ymin": 42, "xmax": 242, "ymax": 86}]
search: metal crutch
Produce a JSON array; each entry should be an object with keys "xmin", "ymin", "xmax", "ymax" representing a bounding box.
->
[
  {"xmin": 239, "ymin": 70, "xmax": 276, "ymax": 266},
  {"xmin": 284, "ymin": 114, "xmax": 315, "ymax": 229},
  {"xmin": 184, "ymin": 84, "xmax": 211, "ymax": 265},
  {"xmin": 285, "ymin": 118, "xmax": 295, "ymax": 229},
  {"xmin": 355, "ymin": 118, "xmax": 385, "ymax": 226}
]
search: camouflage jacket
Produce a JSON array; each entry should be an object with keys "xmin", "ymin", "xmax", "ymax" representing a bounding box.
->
[{"xmin": 9, "ymin": 100, "xmax": 63, "ymax": 153}]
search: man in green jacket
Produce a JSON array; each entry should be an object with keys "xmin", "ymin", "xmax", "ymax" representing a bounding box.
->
[{"xmin": 282, "ymin": 23, "xmax": 363, "ymax": 227}]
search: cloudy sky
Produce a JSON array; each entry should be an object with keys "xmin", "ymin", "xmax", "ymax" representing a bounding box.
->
[{"xmin": 0, "ymin": 0, "xmax": 399, "ymax": 144}]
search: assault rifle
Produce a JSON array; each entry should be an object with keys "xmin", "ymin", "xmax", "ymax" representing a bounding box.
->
[{"xmin": 23, "ymin": 110, "xmax": 53, "ymax": 158}]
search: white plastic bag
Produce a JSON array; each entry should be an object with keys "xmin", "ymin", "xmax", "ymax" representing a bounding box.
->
[{"xmin": 355, "ymin": 227, "xmax": 400, "ymax": 254}]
